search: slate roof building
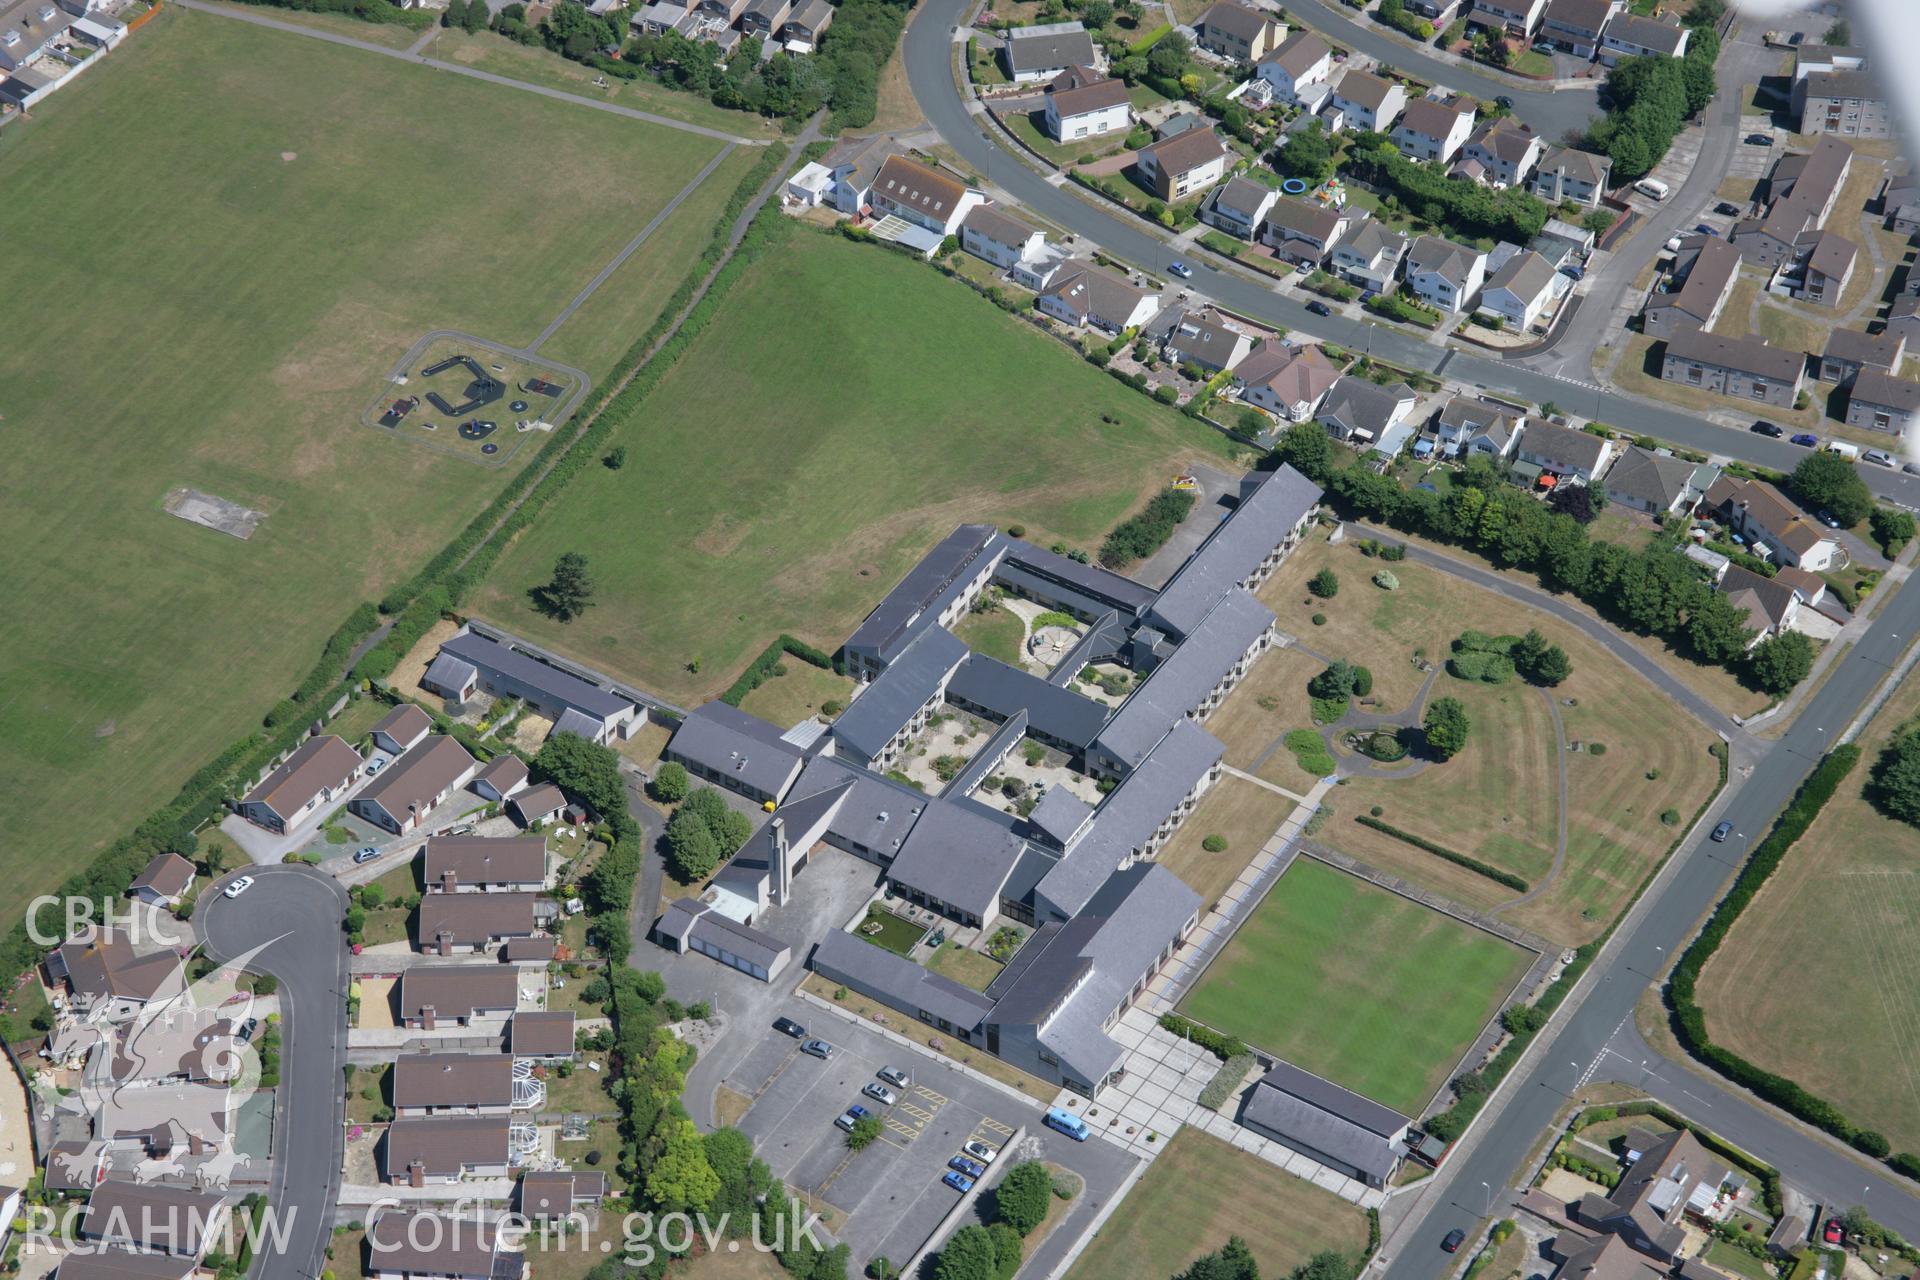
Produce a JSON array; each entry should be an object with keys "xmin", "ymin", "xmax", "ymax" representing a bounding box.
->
[
  {"xmin": 423, "ymin": 836, "xmax": 547, "ymax": 893},
  {"xmin": 1146, "ymin": 464, "xmax": 1320, "ymax": 639},
  {"xmin": 832, "ymin": 625, "xmax": 970, "ymax": 769},
  {"xmin": 1001, "ymin": 20, "xmax": 1098, "ymax": 82},
  {"xmin": 1846, "ymin": 369, "xmax": 1920, "ymax": 436},
  {"xmin": 1643, "ymin": 237, "xmax": 1741, "ymax": 338},
  {"xmin": 236, "ymin": 735, "xmax": 363, "ymax": 835},
  {"xmin": 1239, "ymin": 1060, "xmax": 1412, "ymax": 1187},
  {"xmin": 664, "ymin": 702, "xmax": 808, "ymax": 805},
  {"xmin": 1659, "ymin": 329, "xmax": 1807, "ymax": 411},
  {"xmin": 423, "ymin": 629, "xmax": 640, "ymax": 745}
]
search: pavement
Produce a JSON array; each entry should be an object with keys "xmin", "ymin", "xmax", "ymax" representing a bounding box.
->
[{"xmin": 196, "ymin": 867, "xmax": 350, "ymax": 1280}]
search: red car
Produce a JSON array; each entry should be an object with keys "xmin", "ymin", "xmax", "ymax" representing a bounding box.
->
[{"xmin": 1824, "ymin": 1219, "xmax": 1844, "ymax": 1245}]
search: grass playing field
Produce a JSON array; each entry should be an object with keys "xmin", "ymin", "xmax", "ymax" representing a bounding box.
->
[
  {"xmin": 1694, "ymin": 675, "xmax": 1920, "ymax": 1151},
  {"xmin": 0, "ymin": 8, "xmax": 736, "ymax": 899},
  {"xmin": 1180, "ymin": 859, "xmax": 1531, "ymax": 1114},
  {"xmin": 467, "ymin": 227, "xmax": 1240, "ymax": 701},
  {"xmin": 1064, "ymin": 1127, "xmax": 1371, "ymax": 1280}
]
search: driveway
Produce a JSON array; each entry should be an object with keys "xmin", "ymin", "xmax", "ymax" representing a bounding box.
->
[
  {"xmin": 1131, "ymin": 462, "xmax": 1240, "ymax": 589},
  {"xmin": 217, "ymin": 751, "xmax": 395, "ymax": 865}
]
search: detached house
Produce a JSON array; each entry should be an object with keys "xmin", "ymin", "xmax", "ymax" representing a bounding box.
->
[
  {"xmin": 1703, "ymin": 475, "xmax": 1842, "ymax": 571},
  {"xmin": 128, "ymin": 854, "xmax": 194, "ymax": 909},
  {"xmin": 1037, "ymin": 260, "xmax": 1161, "ymax": 332},
  {"xmin": 1604, "ymin": 446, "xmax": 1712, "ymax": 516},
  {"xmin": 1432, "ymin": 395, "xmax": 1524, "ymax": 459},
  {"xmin": 1515, "ymin": 419, "xmax": 1617, "ymax": 485},
  {"xmin": 1541, "ymin": 0, "xmax": 1620, "ymax": 57},
  {"xmin": 1846, "ymin": 369, "xmax": 1920, "ymax": 435},
  {"xmin": 1330, "ymin": 70, "xmax": 1406, "ymax": 134},
  {"xmin": 1471, "ymin": 0, "xmax": 1547, "ymax": 38},
  {"xmin": 1660, "ymin": 329, "xmax": 1806, "ymax": 410},
  {"xmin": 1234, "ymin": 343, "xmax": 1341, "ymax": 421},
  {"xmin": 1404, "ymin": 234, "xmax": 1487, "ymax": 314},
  {"xmin": 1331, "ymin": 220, "xmax": 1410, "ymax": 295},
  {"xmin": 423, "ymin": 835, "xmax": 547, "ymax": 893},
  {"xmin": 869, "ymin": 155, "xmax": 985, "ymax": 239},
  {"xmin": 1203, "ymin": 175, "xmax": 1280, "ymax": 240},
  {"xmin": 1318, "ymin": 375, "xmax": 1417, "ymax": 445},
  {"xmin": 1044, "ymin": 65, "xmax": 1131, "ymax": 141},
  {"xmin": 1573, "ymin": 1128, "xmax": 1730, "ymax": 1260},
  {"xmin": 350, "ymin": 736, "xmax": 479, "ymax": 836},
  {"xmin": 961, "ymin": 205, "xmax": 1065, "ymax": 289},
  {"xmin": 236, "ymin": 735, "xmax": 363, "ymax": 835},
  {"xmin": 1135, "ymin": 128, "xmax": 1230, "ymax": 201},
  {"xmin": 1462, "ymin": 118, "xmax": 1544, "ymax": 187},
  {"xmin": 1818, "ymin": 329, "xmax": 1905, "ymax": 386},
  {"xmin": 1477, "ymin": 250, "xmax": 1563, "ymax": 331},
  {"xmin": 1163, "ymin": 311, "xmax": 1253, "ymax": 374},
  {"xmin": 1192, "ymin": 0, "xmax": 1285, "ymax": 62},
  {"xmin": 1254, "ymin": 30, "xmax": 1332, "ymax": 106},
  {"xmin": 371, "ymin": 703, "xmax": 433, "ymax": 756},
  {"xmin": 1392, "ymin": 96, "xmax": 1475, "ymax": 164},
  {"xmin": 1599, "ymin": 13, "xmax": 1687, "ymax": 65},
  {"xmin": 1257, "ymin": 196, "xmax": 1354, "ymax": 267},
  {"xmin": 1529, "ymin": 146, "xmax": 1613, "ymax": 207},
  {"xmin": 1002, "ymin": 20, "xmax": 1097, "ymax": 83}
]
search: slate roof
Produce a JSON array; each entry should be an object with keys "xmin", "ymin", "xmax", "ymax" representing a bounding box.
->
[
  {"xmin": 1654, "ymin": 236, "xmax": 1740, "ymax": 326},
  {"xmin": 1853, "ymin": 369, "xmax": 1920, "ymax": 411},
  {"xmin": 1100, "ymin": 588, "xmax": 1275, "ymax": 770},
  {"xmin": 1802, "ymin": 68, "xmax": 1878, "ymax": 100},
  {"xmin": 241, "ymin": 734, "xmax": 361, "ymax": 820},
  {"xmin": 1003, "ymin": 20, "xmax": 1097, "ymax": 73},
  {"xmin": 658, "ymin": 901, "xmax": 791, "ymax": 971},
  {"xmin": 1338, "ymin": 219, "xmax": 1408, "ymax": 266},
  {"xmin": 1824, "ymin": 328, "xmax": 1903, "ymax": 368},
  {"xmin": 845, "ymin": 524, "xmax": 999, "ymax": 663},
  {"xmin": 1262, "ymin": 195, "xmax": 1345, "ymax": 245},
  {"xmin": 1664, "ymin": 328, "xmax": 1806, "ymax": 384},
  {"xmin": 872, "ymin": 155, "xmax": 969, "ymax": 221},
  {"xmin": 885, "ymin": 798, "xmax": 1028, "ymax": 919},
  {"xmin": 391, "ymin": 1053, "xmax": 515, "ymax": 1110},
  {"xmin": 438, "ymin": 631, "xmax": 632, "ymax": 721},
  {"xmin": 386, "ymin": 1117, "xmax": 510, "ymax": 1179},
  {"xmin": 811, "ymin": 929, "xmax": 996, "ymax": 1029},
  {"xmin": 946, "ymin": 654, "xmax": 1110, "ymax": 749},
  {"xmin": 782, "ymin": 753, "xmax": 927, "ymax": 858},
  {"xmin": 1149, "ymin": 464, "xmax": 1319, "ymax": 639},
  {"xmin": 1604, "ymin": 447, "xmax": 1700, "ymax": 512},
  {"xmin": 1606, "ymin": 13, "xmax": 1687, "ymax": 54},
  {"xmin": 667, "ymin": 702, "xmax": 806, "ymax": 799},
  {"xmin": 424, "ymin": 836, "xmax": 546, "ymax": 888},
  {"xmin": 833, "ymin": 625, "xmax": 969, "ymax": 760},
  {"xmin": 1026, "ymin": 784, "xmax": 1095, "ymax": 847}
]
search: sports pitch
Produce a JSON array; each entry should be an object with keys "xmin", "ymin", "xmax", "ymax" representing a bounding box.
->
[
  {"xmin": 0, "ymin": 9, "xmax": 740, "ymax": 897},
  {"xmin": 1179, "ymin": 858, "xmax": 1532, "ymax": 1115}
]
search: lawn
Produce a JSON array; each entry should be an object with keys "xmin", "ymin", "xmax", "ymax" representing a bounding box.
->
[
  {"xmin": 1064, "ymin": 1127, "xmax": 1371, "ymax": 1280},
  {"xmin": 952, "ymin": 604, "xmax": 1027, "ymax": 666},
  {"xmin": 855, "ymin": 905, "xmax": 927, "ymax": 956},
  {"xmin": 1259, "ymin": 536, "xmax": 1723, "ymax": 944},
  {"xmin": 1155, "ymin": 775, "xmax": 1294, "ymax": 907},
  {"xmin": 0, "ymin": 9, "xmax": 730, "ymax": 901},
  {"xmin": 1200, "ymin": 644, "xmax": 1328, "ymax": 792},
  {"xmin": 1752, "ymin": 302, "xmax": 1831, "ymax": 361},
  {"xmin": 928, "ymin": 942, "xmax": 1005, "ymax": 991},
  {"xmin": 467, "ymin": 228, "xmax": 1237, "ymax": 702},
  {"xmin": 736, "ymin": 662, "xmax": 854, "ymax": 730},
  {"xmin": 1180, "ymin": 859, "xmax": 1531, "ymax": 1114},
  {"xmin": 1707, "ymin": 1240, "xmax": 1779, "ymax": 1280},
  {"xmin": 1000, "ymin": 107, "xmax": 1130, "ymax": 168},
  {"xmin": 1695, "ymin": 675, "xmax": 1920, "ymax": 1152}
]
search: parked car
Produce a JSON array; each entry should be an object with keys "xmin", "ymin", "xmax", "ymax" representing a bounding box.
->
[
  {"xmin": 1693, "ymin": 224, "xmax": 1719, "ymax": 237},
  {"xmin": 834, "ymin": 1104, "xmax": 869, "ymax": 1133},
  {"xmin": 365, "ymin": 757, "xmax": 386, "ymax": 774},
  {"xmin": 223, "ymin": 876, "xmax": 256, "ymax": 900},
  {"xmin": 1442, "ymin": 1229, "xmax": 1466, "ymax": 1253},
  {"xmin": 877, "ymin": 1065, "xmax": 911, "ymax": 1089},
  {"xmin": 1746, "ymin": 132, "xmax": 1772, "ymax": 145},
  {"xmin": 862, "ymin": 1083, "xmax": 898, "ymax": 1106},
  {"xmin": 1715, "ymin": 202, "xmax": 1743, "ymax": 217},
  {"xmin": 1530, "ymin": 41, "xmax": 1554, "ymax": 53},
  {"xmin": 1167, "ymin": 261, "xmax": 1193, "ymax": 279},
  {"xmin": 943, "ymin": 1171, "xmax": 976, "ymax": 1193},
  {"xmin": 962, "ymin": 1140, "xmax": 998, "ymax": 1164},
  {"xmin": 236, "ymin": 1017, "xmax": 259, "ymax": 1042},
  {"xmin": 353, "ymin": 846, "xmax": 380, "ymax": 864},
  {"xmin": 1790, "ymin": 432, "xmax": 1820, "ymax": 447},
  {"xmin": 949, "ymin": 1156, "xmax": 987, "ymax": 1180},
  {"xmin": 1816, "ymin": 509, "xmax": 1843, "ymax": 529},
  {"xmin": 1306, "ymin": 300, "xmax": 1333, "ymax": 317},
  {"xmin": 1903, "ymin": 461, "xmax": 1920, "ymax": 476},
  {"xmin": 800, "ymin": 1039, "xmax": 834, "ymax": 1060},
  {"xmin": 1559, "ymin": 264, "xmax": 1584, "ymax": 280},
  {"xmin": 1825, "ymin": 1219, "xmax": 1844, "ymax": 1244},
  {"xmin": 773, "ymin": 1017, "xmax": 806, "ymax": 1039},
  {"xmin": 1750, "ymin": 420, "xmax": 1784, "ymax": 437},
  {"xmin": 1711, "ymin": 821, "xmax": 1734, "ymax": 843},
  {"xmin": 1866, "ymin": 448, "xmax": 1895, "ymax": 467},
  {"xmin": 1496, "ymin": 95, "xmax": 1514, "ymax": 109}
]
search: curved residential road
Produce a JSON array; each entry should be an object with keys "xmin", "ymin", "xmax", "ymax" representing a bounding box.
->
[
  {"xmin": 900, "ymin": 0, "xmax": 1920, "ymax": 508},
  {"xmin": 198, "ymin": 868, "xmax": 350, "ymax": 1280}
]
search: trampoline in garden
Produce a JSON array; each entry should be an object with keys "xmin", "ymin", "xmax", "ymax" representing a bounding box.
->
[{"xmin": 1281, "ymin": 178, "xmax": 1308, "ymax": 195}]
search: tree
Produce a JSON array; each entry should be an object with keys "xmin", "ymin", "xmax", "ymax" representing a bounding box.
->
[
  {"xmin": 1789, "ymin": 452, "xmax": 1874, "ymax": 527},
  {"xmin": 603, "ymin": 445, "xmax": 627, "ymax": 470},
  {"xmin": 1309, "ymin": 567, "xmax": 1340, "ymax": 598},
  {"xmin": 1822, "ymin": 17, "xmax": 1849, "ymax": 43},
  {"xmin": 1871, "ymin": 506, "xmax": 1916, "ymax": 555},
  {"xmin": 1871, "ymin": 728, "xmax": 1920, "ymax": 825},
  {"xmin": 1272, "ymin": 422, "xmax": 1335, "ymax": 484},
  {"xmin": 934, "ymin": 1225, "xmax": 1001, "ymax": 1280},
  {"xmin": 532, "ymin": 732, "xmax": 624, "ymax": 819},
  {"xmin": 994, "ymin": 1161, "xmax": 1053, "ymax": 1236},
  {"xmin": 1308, "ymin": 661, "xmax": 1356, "ymax": 701},
  {"xmin": 1514, "ymin": 629, "xmax": 1572, "ymax": 685},
  {"xmin": 1146, "ymin": 30, "xmax": 1191, "ymax": 80},
  {"xmin": 665, "ymin": 812, "xmax": 721, "ymax": 882},
  {"xmin": 650, "ymin": 760, "xmax": 690, "ymax": 804},
  {"xmin": 1177, "ymin": 1237, "xmax": 1260, "ymax": 1280},
  {"xmin": 846, "ymin": 1112, "xmax": 883, "ymax": 1150},
  {"xmin": 442, "ymin": 0, "xmax": 467, "ymax": 26},
  {"xmin": 1292, "ymin": 1252, "xmax": 1361, "ymax": 1280},
  {"xmin": 1277, "ymin": 122, "xmax": 1335, "ymax": 184},
  {"xmin": 1686, "ymin": 592, "xmax": 1754, "ymax": 664},
  {"xmin": 1423, "ymin": 696, "xmax": 1471, "ymax": 759},
  {"xmin": 1082, "ymin": 0, "xmax": 1113, "ymax": 27},
  {"xmin": 533, "ymin": 552, "xmax": 596, "ymax": 621},
  {"xmin": 646, "ymin": 1118, "xmax": 720, "ymax": 1213},
  {"xmin": 1548, "ymin": 484, "xmax": 1598, "ymax": 524},
  {"xmin": 1747, "ymin": 630, "xmax": 1814, "ymax": 695}
]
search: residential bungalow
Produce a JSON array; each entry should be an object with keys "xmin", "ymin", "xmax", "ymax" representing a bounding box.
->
[
  {"xmin": 1462, "ymin": 118, "xmax": 1544, "ymax": 187},
  {"xmin": 1163, "ymin": 310, "xmax": 1253, "ymax": 374},
  {"xmin": 518, "ymin": 1171, "xmax": 608, "ymax": 1221},
  {"xmin": 0, "ymin": 0, "xmax": 70, "ymax": 70},
  {"xmin": 127, "ymin": 854, "xmax": 193, "ymax": 909},
  {"xmin": 1331, "ymin": 220, "xmax": 1410, "ymax": 295},
  {"xmin": 424, "ymin": 630, "xmax": 640, "ymax": 745},
  {"xmin": 1599, "ymin": 13, "xmax": 1687, "ymax": 65},
  {"xmin": 1192, "ymin": 0, "xmax": 1285, "ymax": 62},
  {"xmin": 1318, "ymin": 375, "xmax": 1418, "ymax": 445},
  {"xmin": 79, "ymin": 1183, "xmax": 225, "ymax": 1259},
  {"xmin": 1702, "ymin": 474, "xmax": 1842, "ymax": 571},
  {"xmin": 507, "ymin": 782, "xmax": 569, "ymax": 828},
  {"xmin": 1471, "ymin": 0, "xmax": 1547, "ymax": 38},
  {"xmin": 1660, "ymin": 329, "xmax": 1806, "ymax": 410},
  {"xmin": 391, "ymin": 1053, "xmax": 516, "ymax": 1119},
  {"xmin": 1253, "ymin": 30, "xmax": 1331, "ymax": 106},
  {"xmin": 235, "ymin": 734, "xmax": 362, "ymax": 835},
  {"xmin": 776, "ymin": 0, "xmax": 831, "ymax": 49},
  {"xmin": 1239, "ymin": 1060, "xmax": 1410, "ymax": 1188},
  {"xmin": 45, "ymin": 928, "xmax": 182, "ymax": 1021},
  {"xmin": 1330, "ymin": 69, "xmax": 1406, "ymax": 134},
  {"xmin": 663, "ymin": 701, "xmax": 806, "ymax": 805},
  {"xmin": 350, "ymin": 736, "xmax": 478, "ymax": 837},
  {"xmin": 1135, "ymin": 127, "xmax": 1230, "ymax": 202},
  {"xmin": 1257, "ymin": 196, "xmax": 1353, "ymax": 267},
  {"xmin": 469, "ymin": 754, "xmax": 529, "ymax": 803},
  {"xmin": 1819, "ymin": 329, "xmax": 1906, "ymax": 385},
  {"xmin": 510, "ymin": 1010, "xmax": 577, "ymax": 1061},
  {"xmin": 1515, "ymin": 419, "xmax": 1617, "ymax": 484},
  {"xmin": 52, "ymin": 1253, "xmax": 192, "ymax": 1280},
  {"xmin": 1393, "ymin": 96, "xmax": 1475, "ymax": 163},
  {"xmin": 1002, "ymin": 20, "xmax": 1097, "ymax": 83},
  {"xmin": 1541, "ymin": 0, "xmax": 1621, "ymax": 57},
  {"xmin": 1642, "ymin": 237, "xmax": 1741, "ymax": 338},
  {"xmin": 1044, "ymin": 66, "xmax": 1131, "ymax": 142},
  {"xmin": 1477, "ymin": 250, "xmax": 1564, "ymax": 331},
  {"xmin": 1235, "ymin": 342, "xmax": 1341, "ymax": 421},
  {"xmin": 1203, "ymin": 174, "xmax": 1280, "ymax": 240},
  {"xmin": 1572, "ymin": 1128, "xmax": 1730, "ymax": 1260},
  {"xmin": 371, "ymin": 703, "xmax": 433, "ymax": 756},
  {"xmin": 1037, "ymin": 260, "xmax": 1162, "ymax": 332},
  {"xmin": 1433, "ymin": 395, "xmax": 1525, "ymax": 459},
  {"xmin": 417, "ymin": 894, "xmax": 543, "ymax": 956},
  {"xmin": 1404, "ymin": 234, "xmax": 1487, "ymax": 314},
  {"xmin": 1529, "ymin": 146, "xmax": 1613, "ymax": 207},
  {"xmin": 1846, "ymin": 369, "xmax": 1920, "ymax": 435},
  {"xmin": 423, "ymin": 835, "xmax": 547, "ymax": 893},
  {"xmin": 1604, "ymin": 446, "xmax": 1712, "ymax": 516},
  {"xmin": 396, "ymin": 966, "xmax": 519, "ymax": 1029},
  {"xmin": 366, "ymin": 1210, "xmax": 525, "ymax": 1280},
  {"xmin": 384, "ymin": 1116, "xmax": 511, "ymax": 1185}
]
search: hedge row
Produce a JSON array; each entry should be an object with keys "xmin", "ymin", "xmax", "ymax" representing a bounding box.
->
[
  {"xmin": 1574, "ymin": 1099, "xmax": 1784, "ymax": 1216},
  {"xmin": 1666, "ymin": 746, "xmax": 1910, "ymax": 1164},
  {"xmin": 1158, "ymin": 1013, "xmax": 1247, "ymax": 1061},
  {"xmin": 1352, "ymin": 816, "xmax": 1529, "ymax": 892},
  {"xmin": 1197, "ymin": 1052, "xmax": 1254, "ymax": 1111},
  {"xmin": 720, "ymin": 634, "xmax": 838, "ymax": 707}
]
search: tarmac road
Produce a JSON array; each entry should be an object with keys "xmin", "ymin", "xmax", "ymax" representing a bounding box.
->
[{"xmin": 198, "ymin": 867, "xmax": 350, "ymax": 1280}]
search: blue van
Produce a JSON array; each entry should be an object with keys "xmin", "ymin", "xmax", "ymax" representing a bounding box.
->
[{"xmin": 1043, "ymin": 1107, "xmax": 1090, "ymax": 1141}]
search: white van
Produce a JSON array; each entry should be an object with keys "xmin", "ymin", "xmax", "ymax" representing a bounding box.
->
[
  {"xmin": 1826, "ymin": 441, "xmax": 1860, "ymax": 460},
  {"xmin": 1634, "ymin": 178, "xmax": 1671, "ymax": 201}
]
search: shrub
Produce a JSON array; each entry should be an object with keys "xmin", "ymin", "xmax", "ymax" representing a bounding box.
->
[
  {"xmin": 1198, "ymin": 1052, "xmax": 1254, "ymax": 1110},
  {"xmin": 1101, "ymin": 488, "xmax": 1196, "ymax": 568},
  {"xmin": 1158, "ymin": 1013, "xmax": 1245, "ymax": 1059},
  {"xmin": 1309, "ymin": 568, "xmax": 1340, "ymax": 598},
  {"xmin": 650, "ymin": 761, "xmax": 690, "ymax": 804},
  {"xmin": 1588, "ymin": 742, "xmax": 1607, "ymax": 756},
  {"xmin": 1286, "ymin": 729, "xmax": 1338, "ymax": 776},
  {"xmin": 1154, "ymin": 384, "xmax": 1180, "ymax": 404},
  {"xmin": 1374, "ymin": 569, "xmax": 1400, "ymax": 590},
  {"xmin": 1311, "ymin": 612, "xmax": 1327, "ymax": 626},
  {"xmin": 1202, "ymin": 834, "xmax": 1228, "ymax": 853},
  {"xmin": 995, "ymin": 1161, "xmax": 1054, "ymax": 1235}
]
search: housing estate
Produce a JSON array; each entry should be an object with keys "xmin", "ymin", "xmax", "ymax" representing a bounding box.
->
[
  {"xmin": 127, "ymin": 854, "xmax": 193, "ymax": 909},
  {"xmin": 235, "ymin": 734, "xmax": 362, "ymax": 835},
  {"xmin": 1791, "ymin": 46, "xmax": 1887, "ymax": 139},
  {"xmin": 1702, "ymin": 475, "xmax": 1842, "ymax": 571},
  {"xmin": 1432, "ymin": 395, "xmax": 1524, "ymax": 459},
  {"xmin": 1163, "ymin": 310, "xmax": 1253, "ymax": 374},
  {"xmin": 1258, "ymin": 196, "xmax": 1354, "ymax": 266},
  {"xmin": 366, "ymin": 1210, "xmax": 526, "ymax": 1280},
  {"xmin": 1477, "ymin": 250, "xmax": 1564, "ymax": 331},
  {"xmin": 384, "ymin": 1116, "xmax": 511, "ymax": 1185},
  {"xmin": 866, "ymin": 154, "xmax": 987, "ymax": 253},
  {"xmin": 423, "ymin": 835, "xmax": 547, "ymax": 893},
  {"xmin": 1253, "ymin": 30, "xmax": 1331, "ymax": 106},
  {"xmin": 961, "ymin": 204, "xmax": 1065, "ymax": 289},
  {"xmin": 1818, "ymin": 330, "xmax": 1905, "ymax": 386},
  {"xmin": 397, "ymin": 967, "xmax": 519, "ymax": 1029},
  {"xmin": 1598, "ymin": 13, "xmax": 1686, "ymax": 64},
  {"xmin": 1203, "ymin": 175, "xmax": 1280, "ymax": 240},
  {"xmin": 1642, "ymin": 237, "xmax": 1741, "ymax": 338},
  {"xmin": 80, "ymin": 1183, "xmax": 225, "ymax": 1258},
  {"xmin": 1192, "ymin": 0, "xmax": 1285, "ymax": 62},
  {"xmin": 1392, "ymin": 96, "xmax": 1475, "ymax": 163},
  {"xmin": 1716, "ymin": 565, "xmax": 1804, "ymax": 644},
  {"xmin": 1404, "ymin": 234, "xmax": 1487, "ymax": 314},
  {"xmin": 349, "ymin": 736, "xmax": 479, "ymax": 837},
  {"xmin": 1846, "ymin": 369, "xmax": 1920, "ymax": 435},
  {"xmin": 1002, "ymin": 20, "xmax": 1097, "ymax": 83},
  {"xmin": 1529, "ymin": 146, "xmax": 1612, "ymax": 207},
  {"xmin": 1331, "ymin": 220, "xmax": 1411, "ymax": 295},
  {"xmin": 46, "ymin": 928, "xmax": 185, "ymax": 1022},
  {"xmin": 1234, "ymin": 342, "xmax": 1341, "ymax": 421},
  {"xmin": 1461, "ymin": 118, "xmax": 1543, "ymax": 187},
  {"xmin": 518, "ymin": 1170, "xmax": 608, "ymax": 1220},
  {"xmin": 1659, "ymin": 329, "xmax": 1806, "ymax": 410},
  {"xmin": 371, "ymin": 703, "xmax": 433, "ymax": 756},
  {"xmin": 1044, "ymin": 65, "xmax": 1131, "ymax": 142},
  {"xmin": 1318, "ymin": 376, "xmax": 1418, "ymax": 446},
  {"xmin": 1135, "ymin": 127, "xmax": 1230, "ymax": 201},
  {"xmin": 391, "ymin": 1053, "xmax": 517, "ymax": 1119},
  {"xmin": 1571, "ymin": 1128, "xmax": 1730, "ymax": 1260},
  {"xmin": 1731, "ymin": 137, "xmax": 1854, "ymax": 271},
  {"xmin": 1471, "ymin": 0, "xmax": 1546, "ymax": 38}
]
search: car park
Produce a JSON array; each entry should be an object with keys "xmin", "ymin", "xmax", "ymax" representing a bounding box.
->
[
  {"xmin": 862, "ymin": 1083, "xmax": 898, "ymax": 1106},
  {"xmin": 962, "ymin": 1140, "xmax": 998, "ymax": 1164},
  {"xmin": 1168, "ymin": 261, "xmax": 1193, "ymax": 279},
  {"xmin": 1306, "ymin": 300, "xmax": 1332, "ymax": 317},
  {"xmin": 1790, "ymin": 433, "xmax": 1820, "ymax": 447},
  {"xmin": 834, "ymin": 1104, "xmax": 870, "ymax": 1132},
  {"xmin": 223, "ymin": 876, "xmax": 256, "ymax": 899},
  {"xmin": 774, "ymin": 1017, "xmax": 807, "ymax": 1038},
  {"xmin": 1442, "ymin": 1229, "xmax": 1466, "ymax": 1253},
  {"xmin": 877, "ymin": 1065, "xmax": 911, "ymax": 1089},
  {"xmin": 1711, "ymin": 821, "xmax": 1733, "ymax": 843},
  {"xmin": 1750, "ymin": 420, "xmax": 1784, "ymax": 437},
  {"xmin": 353, "ymin": 846, "xmax": 380, "ymax": 864},
  {"xmin": 801, "ymin": 1039, "xmax": 834, "ymax": 1060},
  {"xmin": 948, "ymin": 1156, "xmax": 987, "ymax": 1180},
  {"xmin": 943, "ymin": 1170, "xmax": 975, "ymax": 1193}
]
